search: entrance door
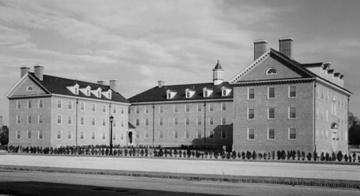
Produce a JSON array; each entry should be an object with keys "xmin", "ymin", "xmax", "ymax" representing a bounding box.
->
[{"xmin": 128, "ymin": 132, "xmax": 133, "ymax": 145}]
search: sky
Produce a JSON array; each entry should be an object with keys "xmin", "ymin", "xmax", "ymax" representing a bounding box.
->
[{"xmin": 0, "ymin": 0, "xmax": 359, "ymax": 124}]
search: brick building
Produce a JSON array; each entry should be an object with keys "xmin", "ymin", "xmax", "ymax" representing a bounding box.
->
[
  {"xmin": 7, "ymin": 66, "xmax": 130, "ymax": 147},
  {"xmin": 129, "ymin": 61, "xmax": 233, "ymax": 149},
  {"xmin": 230, "ymin": 38, "xmax": 351, "ymax": 153}
]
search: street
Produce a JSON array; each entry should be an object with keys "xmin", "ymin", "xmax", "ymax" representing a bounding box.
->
[{"xmin": 0, "ymin": 170, "xmax": 359, "ymax": 196}]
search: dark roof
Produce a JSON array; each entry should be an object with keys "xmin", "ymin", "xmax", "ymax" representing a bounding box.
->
[
  {"xmin": 28, "ymin": 72, "xmax": 128, "ymax": 103},
  {"xmin": 129, "ymin": 82, "xmax": 232, "ymax": 103},
  {"xmin": 213, "ymin": 60, "xmax": 223, "ymax": 70}
]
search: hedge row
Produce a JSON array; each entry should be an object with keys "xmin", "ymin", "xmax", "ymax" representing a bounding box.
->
[{"xmin": 6, "ymin": 145, "xmax": 360, "ymax": 163}]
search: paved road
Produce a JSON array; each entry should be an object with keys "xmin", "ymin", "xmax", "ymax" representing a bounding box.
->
[
  {"xmin": 0, "ymin": 170, "xmax": 359, "ymax": 196},
  {"xmin": 0, "ymin": 154, "xmax": 359, "ymax": 181}
]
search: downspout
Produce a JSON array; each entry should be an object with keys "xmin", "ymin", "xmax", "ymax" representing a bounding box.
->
[
  {"xmin": 313, "ymin": 82, "xmax": 317, "ymax": 153},
  {"xmin": 75, "ymin": 99, "xmax": 78, "ymax": 146},
  {"xmin": 109, "ymin": 102, "xmax": 112, "ymax": 145},
  {"xmin": 203, "ymin": 102, "xmax": 206, "ymax": 146},
  {"xmin": 152, "ymin": 104, "xmax": 155, "ymax": 147}
]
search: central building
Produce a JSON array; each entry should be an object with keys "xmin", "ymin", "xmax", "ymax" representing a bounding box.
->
[{"xmin": 129, "ymin": 61, "xmax": 233, "ymax": 149}]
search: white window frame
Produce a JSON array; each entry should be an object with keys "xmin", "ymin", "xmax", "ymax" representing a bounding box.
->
[
  {"xmin": 16, "ymin": 100, "xmax": 21, "ymax": 109},
  {"xmin": 16, "ymin": 115, "xmax": 20, "ymax": 124},
  {"xmin": 247, "ymin": 128, "xmax": 255, "ymax": 141},
  {"xmin": 57, "ymin": 130, "xmax": 62, "ymax": 140},
  {"xmin": 16, "ymin": 130, "xmax": 20, "ymax": 139},
  {"xmin": 288, "ymin": 85, "xmax": 296, "ymax": 98},
  {"xmin": 267, "ymin": 87, "xmax": 275, "ymax": 99},
  {"xmin": 27, "ymin": 130, "xmax": 31, "ymax": 139},
  {"xmin": 38, "ymin": 130, "xmax": 43, "ymax": 139},
  {"xmin": 57, "ymin": 115, "xmax": 62, "ymax": 124},
  {"xmin": 57, "ymin": 100, "xmax": 62, "ymax": 108},
  {"xmin": 247, "ymin": 108, "xmax": 255, "ymax": 120},
  {"xmin": 28, "ymin": 100, "xmax": 32, "ymax": 109},
  {"xmin": 221, "ymin": 103, "xmax": 226, "ymax": 111},
  {"xmin": 288, "ymin": 128, "xmax": 296, "ymax": 140},
  {"xmin": 267, "ymin": 107, "xmax": 275, "ymax": 120},
  {"xmin": 288, "ymin": 106, "xmax": 297, "ymax": 119},
  {"xmin": 248, "ymin": 87, "xmax": 255, "ymax": 100},
  {"xmin": 38, "ymin": 115, "xmax": 43, "ymax": 124},
  {"xmin": 185, "ymin": 104, "xmax": 190, "ymax": 112},
  {"xmin": 80, "ymin": 102, "xmax": 85, "ymax": 111},
  {"xmin": 38, "ymin": 99, "xmax": 43, "ymax": 108},
  {"xmin": 267, "ymin": 128, "xmax": 275, "ymax": 140},
  {"xmin": 80, "ymin": 117, "xmax": 84, "ymax": 125}
]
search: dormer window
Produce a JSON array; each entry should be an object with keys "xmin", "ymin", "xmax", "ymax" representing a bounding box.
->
[
  {"xmin": 185, "ymin": 89, "xmax": 195, "ymax": 98},
  {"xmin": 166, "ymin": 89, "xmax": 176, "ymax": 99},
  {"xmin": 203, "ymin": 87, "xmax": 213, "ymax": 98},
  {"xmin": 221, "ymin": 86, "xmax": 232, "ymax": 97},
  {"xmin": 86, "ymin": 89, "xmax": 90, "ymax": 96},
  {"xmin": 266, "ymin": 68, "xmax": 277, "ymax": 75},
  {"xmin": 101, "ymin": 89, "xmax": 112, "ymax": 99},
  {"xmin": 66, "ymin": 83, "xmax": 80, "ymax": 95}
]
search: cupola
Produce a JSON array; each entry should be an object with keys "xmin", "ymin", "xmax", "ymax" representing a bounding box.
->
[{"xmin": 212, "ymin": 60, "xmax": 224, "ymax": 85}]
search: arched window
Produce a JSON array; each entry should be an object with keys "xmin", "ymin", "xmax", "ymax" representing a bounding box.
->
[{"xmin": 266, "ymin": 68, "xmax": 277, "ymax": 75}]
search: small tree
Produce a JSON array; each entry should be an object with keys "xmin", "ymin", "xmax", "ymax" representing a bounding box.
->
[
  {"xmin": 344, "ymin": 154, "xmax": 348, "ymax": 162},
  {"xmin": 306, "ymin": 153, "xmax": 312, "ymax": 161},
  {"xmin": 337, "ymin": 151, "xmax": 343, "ymax": 162}
]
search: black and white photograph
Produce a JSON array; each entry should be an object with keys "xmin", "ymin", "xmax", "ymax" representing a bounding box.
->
[{"xmin": 0, "ymin": 0, "xmax": 359, "ymax": 195}]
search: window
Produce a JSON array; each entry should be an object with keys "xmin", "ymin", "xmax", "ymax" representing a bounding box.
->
[
  {"xmin": 57, "ymin": 115, "xmax": 62, "ymax": 124},
  {"xmin": 16, "ymin": 100, "xmax": 21, "ymax": 109},
  {"xmin": 185, "ymin": 131, "xmax": 190, "ymax": 139},
  {"xmin": 136, "ymin": 106, "xmax": 139, "ymax": 114},
  {"xmin": 198, "ymin": 104, "xmax": 202, "ymax": 112},
  {"xmin": 248, "ymin": 88, "xmax": 255, "ymax": 99},
  {"xmin": 197, "ymin": 130, "xmax": 202, "ymax": 138},
  {"xmin": 268, "ymin": 107, "xmax": 275, "ymax": 119},
  {"xmin": 174, "ymin": 131, "xmax": 178, "ymax": 139},
  {"xmin": 26, "ymin": 86, "xmax": 33, "ymax": 91},
  {"xmin": 209, "ymin": 117, "xmax": 213, "ymax": 125},
  {"xmin": 27, "ymin": 130, "xmax": 31, "ymax": 139},
  {"xmin": 16, "ymin": 115, "xmax": 20, "ymax": 124},
  {"xmin": 102, "ymin": 132, "xmax": 106, "ymax": 140},
  {"xmin": 289, "ymin": 107, "xmax": 296, "ymax": 119},
  {"xmin": 103, "ymin": 106, "xmax": 106, "ymax": 112},
  {"xmin": 209, "ymin": 103, "xmax": 213, "ymax": 112},
  {"xmin": 268, "ymin": 87, "xmax": 275, "ymax": 98},
  {"xmin": 186, "ymin": 118, "xmax": 190, "ymax": 125},
  {"xmin": 80, "ymin": 132, "xmax": 84, "ymax": 139},
  {"xmin": 57, "ymin": 131, "xmax": 61, "ymax": 139},
  {"xmin": 247, "ymin": 128, "xmax": 255, "ymax": 140},
  {"xmin": 145, "ymin": 118, "xmax": 149, "ymax": 126},
  {"xmin": 28, "ymin": 115, "xmax": 32, "ymax": 124},
  {"xmin": 39, "ymin": 99, "xmax": 43, "ymax": 108},
  {"xmin": 113, "ymin": 107, "xmax": 116, "ymax": 113},
  {"xmin": 57, "ymin": 100, "xmax": 62, "ymax": 108},
  {"xmin": 221, "ymin": 117, "xmax": 226, "ymax": 125},
  {"xmin": 80, "ymin": 117, "xmax": 84, "ymax": 125},
  {"xmin": 91, "ymin": 132, "xmax": 95, "ymax": 140},
  {"xmin": 289, "ymin": 128, "xmax": 296, "ymax": 140},
  {"xmin": 102, "ymin": 119, "xmax": 106, "ymax": 126},
  {"xmin": 266, "ymin": 68, "xmax": 277, "ymax": 75},
  {"xmin": 159, "ymin": 105, "xmax": 163, "ymax": 113},
  {"xmin": 268, "ymin": 128, "xmax": 275, "ymax": 140},
  {"xmin": 68, "ymin": 101, "xmax": 72, "ymax": 109},
  {"xmin": 38, "ymin": 130, "xmax": 43, "ymax": 139},
  {"xmin": 16, "ymin": 131, "xmax": 20, "ymax": 139},
  {"xmin": 159, "ymin": 118, "xmax": 163, "ymax": 126},
  {"xmin": 136, "ymin": 119, "xmax": 139, "ymax": 126},
  {"xmin": 174, "ymin": 118, "xmax": 178, "ymax": 125},
  {"xmin": 197, "ymin": 118, "xmax": 201, "ymax": 125},
  {"xmin": 248, "ymin": 108, "xmax": 255, "ymax": 120},
  {"xmin": 159, "ymin": 131, "xmax": 163, "ymax": 139},
  {"xmin": 92, "ymin": 104, "xmax": 96, "ymax": 112},
  {"xmin": 28, "ymin": 100, "xmax": 32, "ymax": 108},
  {"xmin": 185, "ymin": 104, "xmax": 190, "ymax": 112},
  {"xmin": 121, "ymin": 121, "xmax": 124, "ymax": 127},
  {"xmin": 68, "ymin": 131, "xmax": 72, "ymax": 139},
  {"xmin": 91, "ymin": 118, "xmax": 95, "ymax": 126},
  {"xmin": 74, "ymin": 87, "xmax": 79, "ymax": 95},
  {"xmin": 145, "ymin": 107, "xmax": 149, "ymax": 113},
  {"xmin": 121, "ymin": 108, "xmax": 124, "ymax": 114},
  {"xmin": 80, "ymin": 102, "xmax": 85, "ymax": 111},
  {"xmin": 289, "ymin": 86, "xmax": 296, "ymax": 98},
  {"xmin": 221, "ymin": 103, "xmax": 226, "ymax": 111},
  {"xmin": 38, "ymin": 115, "xmax": 43, "ymax": 124}
]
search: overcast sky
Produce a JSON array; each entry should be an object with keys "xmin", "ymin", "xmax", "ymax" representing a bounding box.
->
[{"xmin": 0, "ymin": 0, "xmax": 359, "ymax": 124}]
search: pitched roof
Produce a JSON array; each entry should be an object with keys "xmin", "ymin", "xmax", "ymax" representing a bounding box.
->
[
  {"xmin": 28, "ymin": 72, "xmax": 128, "ymax": 103},
  {"xmin": 129, "ymin": 82, "xmax": 232, "ymax": 103}
]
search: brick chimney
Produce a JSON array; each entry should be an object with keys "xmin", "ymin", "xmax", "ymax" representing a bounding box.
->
[
  {"xmin": 34, "ymin": 65, "xmax": 44, "ymax": 81},
  {"xmin": 109, "ymin": 80, "xmax": 117, "ymax": 91},
  {"xmin": 158, "ymin": 80, "xmax": 165, "ymax": 88},
  {"xmin": 254, "ymin": 40, "xmax": 267, "ymax": 60},
  {"xmin": 20, "ymin": 66, "xmax": 30, "ymax": 78},
  {"xmin": 279, "ymin": 37, "xmax": 293, "ymax": 58}
]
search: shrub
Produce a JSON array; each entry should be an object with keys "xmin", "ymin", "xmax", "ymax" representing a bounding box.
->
[
  {"xmin": 252, "ymin": 151, "xmax": 257, "ymax": 160},
  {"xmin": 306, "ymin": 153, "xmax": 312, "ymax": 161},
  {"xmin": 331, "ymin": 152, "xmax": 336, "ymax": 161},
  {"xmin": 320, "ymin": 152, "xmax": 325, "ymax": 161},
  {"xmin": 242, "ymin": 152, "xmax": 246, "ymax": 160},
  {"xmin": 337, "ymin": 151, "xmax": 343, "ymax": 162},
  {"xmin": 325, "ymin": 153, "xmax": 330, "ymax": 161},
  {"xmin": 246, "ymin": 151, "xmax": 251, "ymax": 160},
  {"xmin": 232, "ymin": 151, "xmax": 237, "ymax": 159},
  {"xmin": 344, "ymin": 154, "xmax": 348, "ymax": 162}
]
